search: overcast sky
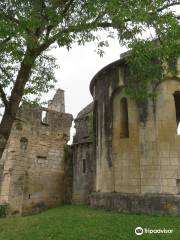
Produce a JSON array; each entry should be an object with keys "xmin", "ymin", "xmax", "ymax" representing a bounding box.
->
[
  {"xmin": 43, "ymin": 4, "xmax": 180, "ymax": 120},
  {"xmin": 48, "ymin": 38, "xmax": 126, "ymax": 119}
]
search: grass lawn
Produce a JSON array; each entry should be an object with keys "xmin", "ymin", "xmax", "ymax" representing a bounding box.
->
[{"xmin": 0, "ymin": 205, "xmax": 180, "ymax": 240}]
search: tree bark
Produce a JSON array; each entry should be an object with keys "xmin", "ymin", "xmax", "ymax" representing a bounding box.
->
[{"xmin": 0, "ymin": 49, "xmax": 37, "ymax": 159}]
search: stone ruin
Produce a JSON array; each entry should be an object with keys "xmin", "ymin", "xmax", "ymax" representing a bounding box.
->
[
  {"xmin": 0, "ymin": 53, "xmax": 180, "ymax": 216},
  {"xmin": 0, "ymin": 89, "xmax": 72, "ymax": 215},
  {"xmin": 89, "ymin": 56, "xmax": 180, "ymax": 215}
]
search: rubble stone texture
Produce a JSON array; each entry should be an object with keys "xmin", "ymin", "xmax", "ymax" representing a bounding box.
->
[
  {"xmin": 0, "ymin": 89, "xmax": 72, "ymax": 215},
  {"xmin": 48, "ymin": 88, "xmax": 65, "ymax": 113},
  {"xmin": 72, "ymin": 103, "xmax": 95, "ymax": 203}
]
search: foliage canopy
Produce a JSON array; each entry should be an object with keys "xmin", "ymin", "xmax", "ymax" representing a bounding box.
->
[{"xmin": 0, "ymin": 0, "xmax": 179, "ymax": 105}]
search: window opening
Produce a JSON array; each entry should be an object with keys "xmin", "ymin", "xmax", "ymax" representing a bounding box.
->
[
  {"xmin": 174, "ymin": 92, "xmax": 180, "ymax": 135},
  {"xmin": 120, "ymin": 98, "xmax": 129, "ymax": 138}
]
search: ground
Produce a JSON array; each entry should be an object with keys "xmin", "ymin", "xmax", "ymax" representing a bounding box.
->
[{"xmin": 0, "ymin": 205, "xmax": 180, "ymax": 240}]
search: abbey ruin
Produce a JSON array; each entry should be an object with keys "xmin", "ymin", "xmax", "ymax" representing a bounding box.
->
[
  {"xmin": 90, "ymin": 56, "xmax": 180, "ymax": 215},
  {"xmin": 0, "ymin": 53, "xmax": 180, "ymax": 216}
]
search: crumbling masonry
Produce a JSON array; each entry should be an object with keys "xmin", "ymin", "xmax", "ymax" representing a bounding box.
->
[
  {"xmin": 72, "ymin": 102, "xmax": 94, "ymax": 204},
  {"xmin": 0, "ymin": 89, "xmax": 72, "ymax": 215}
]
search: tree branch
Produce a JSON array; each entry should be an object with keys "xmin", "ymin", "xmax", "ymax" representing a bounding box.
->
[
  {"xmin": 38, "ymin": 21, "xmax": 113, "ymax": 53},
  {"xmin": 0, "ymin": 36, "xmax": 12, "ymax": 45},
  {"xmin": 0, "ymin": 9, "xmax": 20, "ymax": 25},
  {"xmin": 157, "ymin": 2, "xmax": 180, "ymax": 12},
  {"xmin": 44, "ymin": 25, "xmax": 53, "ymax": 42},
  {"xmin": 0, "ymin": 83, "xmax": 8, "ymax": 108},
  {"xmin": 62, "ymin": 0, "xmax": 74, "ymax": 16},
  {"xmin": 0, "ymin": 9, "xmax": 36, "ymax": 38},
  {"xmin": 45, "ymin": 20, "xmax": 113, "ymax": 52},
  {"xmin": 43, "ymin": 0, "xmax": 75, "ymax": 42},
  {"xmin": 0, "ymin": 66, "xmax": 14, "ymax": 82}
]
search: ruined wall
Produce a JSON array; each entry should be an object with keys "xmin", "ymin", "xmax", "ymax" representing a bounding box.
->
[
  {"xmin": 112, "ymin": 91, "xmax": 140, "ymax": 193},
  {"xmin": 91, "ymin": 192, "xmax": 180, "ymax": 215},
  {"xmin": 72, "ymin": 103, "xmax": 95, "ymax": 203},
  {"xmin": 90, "ymin": 56, "xmax": 180, "ymax": 214},
  {"xmin": 48, "ymin": 88, "xmax": 65, "ymax": 113},
  {"xmin": 90, "ymin": 60, "xmax": 124, "ymax": 193},
  {"xmin": 64, "ymin": 145, "xmax": 73, "ymax": 203},
  {"xmin": 0, "ymin": 91, "xmax": 72, "ymax": 215}
]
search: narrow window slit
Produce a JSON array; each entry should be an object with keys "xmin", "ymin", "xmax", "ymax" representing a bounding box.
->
[
  {"xmin": 120, "ymin": 98, "xmax": 129, "ymax": 138},
  {"xmin": 174, "ymin": 91, "xmax": 180, "ymax": 135},
  {"xmin": 82, "ymin": 159, "xmax": 86, "ymax": 174}
]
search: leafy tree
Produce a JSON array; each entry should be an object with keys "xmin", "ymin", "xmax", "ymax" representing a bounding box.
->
[{"xmin": 0, "ymin": 0, "xmax": 180, "ymax": 158}]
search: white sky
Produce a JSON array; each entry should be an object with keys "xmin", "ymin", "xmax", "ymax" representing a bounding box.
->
[{"xmin": 47, "ymin": 38, "xmax": 127, "ymax": 119}]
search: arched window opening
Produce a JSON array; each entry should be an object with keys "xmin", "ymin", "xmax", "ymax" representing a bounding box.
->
[
  {"xmin": 20, "ymin": 137, "xmax": 28, "ymax": 151},
  {"xmin": 174, "ymin": 91, "xmax": 180, "ymax": 135},
  {"xmin": 120, "ymin": 98, "xmax": 129, "ymax": 138}
]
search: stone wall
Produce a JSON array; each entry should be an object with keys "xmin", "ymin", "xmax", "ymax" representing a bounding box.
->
[
  {"xmin": 72, "ymin": 103, "xmax": 95, "ymax": 203},
  {"xmin": 89, "ymin": 56, "xmax": 180, "ymax": 214},
  {"xmin": 91, "ymin": 192, "xmax": 180, "ymax": 215},
  {"xmin": 48, "ymin": 88, "xmax": 65, "ymax": 113},
  {"xmin": 64, "ymin": 145, "xmax": 73, "ymax": 203},
  {"xmin": 0, "ymin": 90, "xmax": 72, "ymax": 215}
]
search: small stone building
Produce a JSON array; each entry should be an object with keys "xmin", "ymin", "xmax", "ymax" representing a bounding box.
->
[
  {"xmin": 72, "ymin": 103, "xmax": 95, "ymax": 203},
  {"xmin": 90, "ymin": 56, "xmax": 180, "ymax": 215},
  {"xmin": 0, "ymin": 89, "xmax": 72, "ymax": 215}
]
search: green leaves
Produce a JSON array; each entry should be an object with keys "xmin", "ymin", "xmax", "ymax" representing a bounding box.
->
[
  {"xmin": 0, "ymin": 0, "xmax": 179, "ymax": 110},
  {"xmin": 124, "ymin": 36, "xmax": 180, "ymax": 100},
  {"xmin": 22, "ymin": 49, "xmax": 58, "ymax": 104}
]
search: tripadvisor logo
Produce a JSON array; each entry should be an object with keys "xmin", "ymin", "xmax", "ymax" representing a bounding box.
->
[
  {"xmin": 135, "ymin": 226, "xmax": 173, "ymax": 236},
  {"xmin": 135, "ymin": 227, "xmax": 143, "ymax": 236}
]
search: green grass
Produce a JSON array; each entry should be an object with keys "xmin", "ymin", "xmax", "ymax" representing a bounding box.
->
[{"xmin": 0, "ymin": 205, "xmax": 180, "ymax": 240}]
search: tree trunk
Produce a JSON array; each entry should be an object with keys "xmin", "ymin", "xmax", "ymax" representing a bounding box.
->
[{"xmin": 0, "ymin": 49, "xmax": 37, "ymax": 159}]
